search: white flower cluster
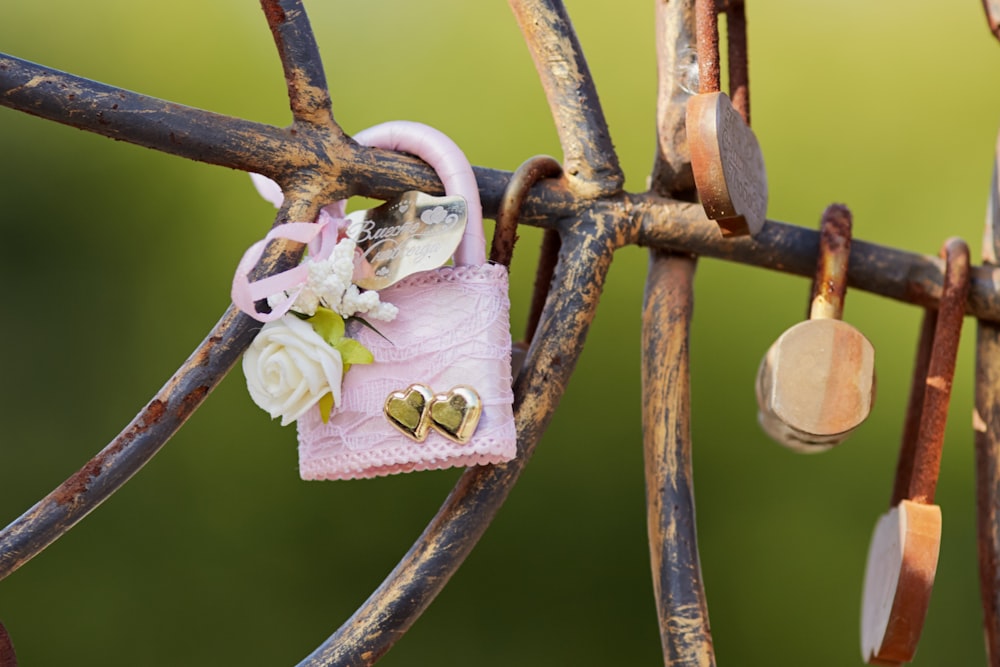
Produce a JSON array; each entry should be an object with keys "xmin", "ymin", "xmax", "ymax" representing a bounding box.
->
[{"xmin": 269, "ymin": 237, "xmax": 398, "ymax": 322}]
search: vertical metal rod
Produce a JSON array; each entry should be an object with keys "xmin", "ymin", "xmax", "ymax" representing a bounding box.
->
[
  {"xmin": 975, "ymin": 137, "xmax": 1000, "ymax": 665},
  {"xmin": 976, "ymin": 320, "xmax": 1000, "ymax": 666},
  {"xmin": 642, "ymin": 251, "xmax": 716, "ymax": 666},
  {"xmin": 725, "ymin": 1, "xmax": 750, "ymax": 124},
  {"xmin": 892, "ymin": 311, "xmax": 936, "ymax": 507},
  {"xmin": 906, "ymin": 240, "xmax": 969, "ymax": 505},
  {"xmin": 694, "ymin": 0, "xmax": 720, "ymax": 94},
  {"xmin": 808, "ymin": 204, "xmax": 852, "ymax": 321},
  {"xmin": 525, "ymin": 230, "xmax": 561, "ymax": 343}
]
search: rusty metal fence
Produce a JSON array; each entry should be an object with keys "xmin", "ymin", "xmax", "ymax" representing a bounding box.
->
[{"xmin": 2, "ymin": 1, "xmax": 1000, "ymax": 665}]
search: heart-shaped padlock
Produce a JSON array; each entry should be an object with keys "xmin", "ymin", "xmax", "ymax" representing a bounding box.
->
[{"xmin": 860, "ymin": 238, "xmax": 970, "ymax": 665}]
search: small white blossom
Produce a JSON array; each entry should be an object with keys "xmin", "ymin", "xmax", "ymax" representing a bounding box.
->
[{"xmin": 281, "ymin": 237, "xmax": 396, "ymax": 322}]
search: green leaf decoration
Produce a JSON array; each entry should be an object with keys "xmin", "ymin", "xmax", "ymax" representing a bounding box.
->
[
  {"xmin": 308, "ymin": 307, "xmax": 346, "ymax": 346},
  {"xmin": 318, "ymin": 392, "xmax": 334, "ymax": 424},
  {"xmin": 334, "ymin": 337, "xmax": 375, "ymax": 373}
]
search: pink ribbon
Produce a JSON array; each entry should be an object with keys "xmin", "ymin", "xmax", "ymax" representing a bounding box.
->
[
  {"xmin": 231, "ymin": 218, "xmax": 332, "ymax": 322},
  {"xmin": 232, "ymin": 121, "xmax": 485, "ymax": 321}
]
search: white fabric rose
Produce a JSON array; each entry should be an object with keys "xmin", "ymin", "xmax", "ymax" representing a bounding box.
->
[{"xmin": 243, "ymin": 315, "xmax": 343, "ymax": 425}]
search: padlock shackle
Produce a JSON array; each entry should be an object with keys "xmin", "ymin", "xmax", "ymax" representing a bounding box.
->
[
  {"xmin": 695, "ymin": 0, "xmax": 721, "ymax": 95},
  {"xmin": 694, "ymin": 0, "xmax": 751, "ymax": 124},
  {"xmin": 491, "ymin": 155, "xmax": 562, "ymax": 267},
  {"xmin": 890, "ymin": 238, "xmax": 970, "ymax": 506},
  {"xmin": 808, "ymin": 204, "xmax": 852, "ymax": 321},
  {"xmin": 353, "ymin": 121, "xmax": 485, "ymax": 267}
]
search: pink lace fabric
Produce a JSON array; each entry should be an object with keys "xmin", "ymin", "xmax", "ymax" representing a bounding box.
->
[{"xmin": 296, "ymin": 262, "xmax": 517, "ymax": 480}]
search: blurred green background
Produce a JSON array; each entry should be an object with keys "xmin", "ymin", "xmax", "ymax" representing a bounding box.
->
[{"xmin": 2, "ymin": 1, "xmax": 1000, "ymax": 665}]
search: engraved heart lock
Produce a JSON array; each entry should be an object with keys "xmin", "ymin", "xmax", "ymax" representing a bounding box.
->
[
  {"xmin": 686, "ymin": 0, "xmax": 768, "ymax": 237},
  {"xmin": 860, "ymin": 238, "xmax": 970, "ymax": 665}
]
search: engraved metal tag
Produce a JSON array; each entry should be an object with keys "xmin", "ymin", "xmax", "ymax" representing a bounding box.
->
[
  {"xmin": 687, "ymin": 91, "xmax": 768, "ymax": 238},
  {"xmin": 345, "ymin": 191, "xmax": 467, "ymax": 290}
]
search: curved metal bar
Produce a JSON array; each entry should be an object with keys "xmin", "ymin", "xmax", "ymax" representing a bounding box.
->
[
  {"xmin": 642, "ymin": 251, "xmax": 716, "ymax": 666},
  {"xmin": 0, "ymin": 55, "xmax": 293, "ymax": 176},
  {"xmin": 261, "ymin": 0, "xmax": 336, "ymax": 127},
  {"xmin": 491, "ymin": 155, "xmax": 563, "ymax": 265},
  {"xmin": 297, "ymin": 218, "xmax": 623, "ymax": 666},
  {"xmin": 0, "ymin": 193, "xmax": 323, "ymax": 582},
  {"xmin": 0, "ymin": 307, "xmax": 252, "ymax": 581},
  {"xmin": 507, "ymin": 0, "xmax": 624, "ymax": 196},
  {"xmin": 975, "ymin": 133, "xmax": 1000, "ymax": 665}
]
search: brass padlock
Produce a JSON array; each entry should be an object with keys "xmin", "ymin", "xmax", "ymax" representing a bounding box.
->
[
  {"xmin": 756, "ymin": 205, "xmax": 876, "ymax": 451},
  {"xmin": 860, "ymin": 238, "xmax": 969, "ymax": 665},
  {"xmin": 686, "ymin": 0, "xmax": 768, "ymax": 237}
]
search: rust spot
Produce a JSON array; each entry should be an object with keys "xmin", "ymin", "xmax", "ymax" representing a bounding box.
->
[
  {"xmin": 262, "ymin": 1, "xmax": 286, "ymax": 26},
  {"xmin": 53, "ymin": 456, "xmax": 104, "ymax": 507},
  {"xmin": 179, "ymin": 385, "xmax": 210, "ymax": 416},
  {"xmin": 50, "ymin": 399, "xmax": 167, "ymax": 507},
  {"xmin": 144, "ymin": 398, "xmax": 167, "ymax": 425}
]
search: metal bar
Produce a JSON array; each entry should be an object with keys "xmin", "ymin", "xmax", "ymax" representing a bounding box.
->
[
  {"xmin": 725, "ymin": 0, "xmax": 750, "ymax": 124},
  {"xmin": 0, "ymin": 55, "xmax": 293, "ymax": 177},
  {"xmin": 297, "ymin": 219, "xmax": 621, "ymax": 667},
  {"xmin": 632, "ymin": 199, "xmax": 1000, "ymax": 322},
  {"xmin": 507, "ymin": 0, "xmax": 624, "ymax": 196},
  {"xmin": 0, "ymin": 307, "xmax": 252, "ymax": 581},
  {"xmin": 261, "ymin": 0, "xmax": 335, "ymax": 126},
  {"xmin": 808, "ymin": 204, "xmax": 852, "ymax": 321},
  {"xmin": 975, "ymin": 321, "xmax": 1000, "ymax": 667},
  {"xmin": 649, "ymin": 0, "xmax": 697, "ymax": 198},
  {"xmin": 975, "ymin": 135, "xmax": 1000, "ymax": 666},
  {"xmin": 0, "ymin": 194, "xmax": 324, "ymax": 582},
  {"xmin": 4, "ymin": 55, "xmax": 1000, "ymax": 324},
  {"xmin": 892, "ymin": 310, "xmax": 935, "ymax": 507},
  {"xmin": 907, "ymin": 239, "xmax": 969, "ymax": 505},
  {"xmin": 525, "ymin": 229, "xmax": 561, "ymax": 343},
  {"xmin": 642, "ymin": 251, "xmax": 716, "ymax": 666},
  {"xmin": 491, "ymin": 155, "xmax": 563, "ymax": 265},
  {"xmin": 694, "ymin": 0, "xmax": 720, "ymax": 94}
]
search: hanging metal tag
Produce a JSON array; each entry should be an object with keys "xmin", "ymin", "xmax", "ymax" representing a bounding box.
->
[{"xmin": 345, "ymin": 191, "xmax": 468, "ymax": 290}]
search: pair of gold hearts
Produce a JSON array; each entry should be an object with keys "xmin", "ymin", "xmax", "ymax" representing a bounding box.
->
[{"xmin": 384, "ymin": 384, "xmax": 482, "ymax": 444}]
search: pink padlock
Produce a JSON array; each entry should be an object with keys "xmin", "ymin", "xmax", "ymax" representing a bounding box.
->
[{"xmin": 293, "ymin": 122, "xmax": 517, "ymax": 480}]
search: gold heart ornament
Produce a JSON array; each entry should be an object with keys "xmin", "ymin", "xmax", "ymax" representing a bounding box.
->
[
  {"xmin": 384, "ymin": 384, "xmax": 434, "ymax": 442},
  {"xmin": 428, "ymin": 386, "xmax": 482, "ymax": 444}
]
